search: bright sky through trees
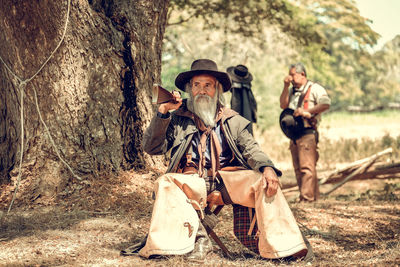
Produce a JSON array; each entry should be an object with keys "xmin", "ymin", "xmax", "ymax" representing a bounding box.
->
[{"xmin": 354, "ymin": 0, "xmax": 400, "ymax": 50}]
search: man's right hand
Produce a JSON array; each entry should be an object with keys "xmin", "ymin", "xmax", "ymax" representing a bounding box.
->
[
  {"xmin": 158, "ymin": 90, "xmax": 183, "ymax": 114},
  {"xmin": 280, "ymin": 76, "xmax": 292, "ymax": 109},
  {"xmin": 284, "ymin": 75, "xmax": 293, "ymax": 88}
]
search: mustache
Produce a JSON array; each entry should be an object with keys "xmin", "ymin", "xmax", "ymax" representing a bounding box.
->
[{"xmin": 195, "ymin": 95, "xmax": 212, "ymax": 101}]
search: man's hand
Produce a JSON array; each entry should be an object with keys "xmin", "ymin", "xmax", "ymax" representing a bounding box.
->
[
  {"xmin": 284, "ymin": 75, "xmax": 293, "ymax": 88},
  {"xmin": 280, "ymin": 76, "xmax": 292, "ymax": 109},
  {"xmin": 294, "ymin": 107, "xmax": 312, "ymax": 119},
  {"xmin": 262, "ymin": 167, "xmax": 280, "ymax": 197},
  {"xmin": 158, "ymin": 90, "xmax": 182, "ymax": 114}
]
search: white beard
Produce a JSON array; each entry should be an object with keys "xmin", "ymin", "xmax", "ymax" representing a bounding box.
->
[{"xmin": 188, "ymin": 94, "xmax": 218, "ymax": 127}]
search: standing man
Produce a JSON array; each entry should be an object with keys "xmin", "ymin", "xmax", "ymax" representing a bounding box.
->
[
  {"xmin": 279, "ymin": 63, "xmax": 331, "ymax": 202},
  {"xmin": 226, "ymin": 64, "xmax": 257, "ymax": 135},
  {"xmin": 123, "ymin": 59, "xmax": 311, "ymax": 262}
]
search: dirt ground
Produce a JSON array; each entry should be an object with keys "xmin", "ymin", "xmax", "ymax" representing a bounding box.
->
[{"xmin": 0, "ymin": 167, "xmax": 399, "ymax": 267}]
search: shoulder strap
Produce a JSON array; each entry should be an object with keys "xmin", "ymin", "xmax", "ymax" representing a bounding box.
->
[
  {"xmin": 303, "ymin": 84, "xmax": 312, "ymax": 110},
  {"xmin": 296, "ymin": 82, "xmax": 313, "ymax": 109}
]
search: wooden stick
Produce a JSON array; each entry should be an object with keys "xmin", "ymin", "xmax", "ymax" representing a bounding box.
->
[
  {"xmin": 283, "ymin": 167, "xmax": 400, "ymax": 194},
  {"xmin": 325, "ymin": 164, "xmax": 400, "ymax": 184},
  {"xmin": 203, "ymin": 223, "xmax": 233, "ymax": 260},
  {"xmin": 322, "ymin": 148, "xmax": 393, "ymax": 196},
  {"xmin": 319, "ymin": 147, "xmax": 393, "ymax": 184}
]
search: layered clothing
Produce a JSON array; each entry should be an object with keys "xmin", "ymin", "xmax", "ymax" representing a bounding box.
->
[
  {"xmin": 230, "ymin": 82, "xmax": 257, "ymax": 123},
  {"xmin": 230, "ymin": 82, "xmax": 257, "ymax": 135},
  {"xmin": 143, "ymin": 101, "xmax": 273, "ymax": 175},
  {"xmin": 287, "ymin": 80, "xmax": 331, "ymax": 201},
  {"xmin": 140, "ymin": 102, "xmax": 307, "ymax": 259}
]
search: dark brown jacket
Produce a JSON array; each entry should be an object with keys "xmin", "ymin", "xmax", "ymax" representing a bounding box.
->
[{"xmin": 143, "ymin": 102, "xmax": 280, "ymax": 175}]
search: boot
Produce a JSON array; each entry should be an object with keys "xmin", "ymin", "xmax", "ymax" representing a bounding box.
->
[{"xmin": 186, "ymin": 223, "xmax": 213, "ymax": 262}]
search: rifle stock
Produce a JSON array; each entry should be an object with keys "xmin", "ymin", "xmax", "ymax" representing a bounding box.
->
[{"xmin": 152, "ymin": 84, "xmax": 179, "ymax": 104}]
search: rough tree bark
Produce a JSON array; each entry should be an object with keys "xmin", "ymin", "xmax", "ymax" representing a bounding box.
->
[{"xmin": 0, "ymin": 0, "xmax": 169, "ymax": 198}]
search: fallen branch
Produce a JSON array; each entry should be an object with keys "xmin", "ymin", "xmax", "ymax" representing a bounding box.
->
[
  {"xmin": 319, "ymin": 148, "xmax": 393, "ymax": 184},
  {"xmin": 322, "ymin": 148, "xmax": 394, "ymax": 196},
  {"xmin": 325, "ymin": 161, "xmax": 400, "ymax": 184},
  {"xmin": 282, "ymin": 148, "xmax": 398, "ymax": 196},
  {"xmin": 323, "ymin": 160, "xmax": 373, "ymax": 196}
]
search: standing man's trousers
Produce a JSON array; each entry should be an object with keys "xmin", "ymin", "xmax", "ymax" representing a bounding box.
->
[{"xmin": 290, "ymin": 133, "xmax": 319, "ymax": 201}]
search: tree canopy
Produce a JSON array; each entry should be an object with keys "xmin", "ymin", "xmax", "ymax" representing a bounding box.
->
[{"xmin": 162, "ymin": 0, "xmax": 398, "ymax": 129}]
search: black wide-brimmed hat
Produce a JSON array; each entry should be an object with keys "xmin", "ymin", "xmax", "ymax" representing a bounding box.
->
[
  {"xmin": 279, "ymin": 108, "xmax": 305, "ymax": 140},
  {"xmin": 175, "ymin": 59, "xmax": 232, "ymax": 92},
  {"xmin": 226, "ymin": 64, "xmax": 253, "ymax": 83}
]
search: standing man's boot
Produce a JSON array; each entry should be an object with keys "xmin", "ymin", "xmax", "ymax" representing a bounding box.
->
[{"xmin": 186, "ymin": 223, "xmax": 213, "ymax": 262}]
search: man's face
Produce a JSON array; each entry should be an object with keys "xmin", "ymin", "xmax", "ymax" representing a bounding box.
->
[
  {"xmin": 289, "ymin": 68, "xmax": 306, "ymax": 88},
  {"xmin": 188, "ymin": 74, "xmax": 218, "ymax": 127},
  {"xmin": 191, "ymin": 74, "xmax": 217, "ymax": 98}
]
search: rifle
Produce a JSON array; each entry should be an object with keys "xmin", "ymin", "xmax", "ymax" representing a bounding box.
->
[{"xmin": 152, "ymin": 84, "xmax": 180, "ymax": 104}]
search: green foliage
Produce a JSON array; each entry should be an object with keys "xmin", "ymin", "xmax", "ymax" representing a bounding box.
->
[
  {"xmin": 168, "ymin": 0, "xmax": 323, "ymax": 45},
  {"xmin": 369, "ymin": 36, "xmax": 400, "ymax": 105},
  {"xmin": 162, "ymin": 0, "xmax": 399, "ymax": 131},
  {"xmin": 301, "ymin": 0, "xmax": 379, "ymax": 47},
  {"xmin": 160, "ymin": 64, "xmax": 186, "ymax": 92},
  {"xmin": 293, "ymin": 0, "xmax": 383, "ymax": 109}
]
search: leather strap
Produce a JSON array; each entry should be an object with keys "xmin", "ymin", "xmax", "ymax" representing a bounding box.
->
[
  {"xmin": 247, "ymin": 207, "xmax": 257, "ymax": 236},
  {"xmin": 296, "ymin": 82, "xmax": 313, "ymax": 109},
  {"xmin": 303, "ymin": 85, "xmax": 312, "ymax": 110}
]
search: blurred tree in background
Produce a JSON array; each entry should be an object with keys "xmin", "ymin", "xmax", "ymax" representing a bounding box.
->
[
  {"xmin": 370, "ymin": 36, "xmax": 400, "ymax": 106},
  {"xmin": 161, "ymin": 0, "xmax": 399, "ymax": 131}
]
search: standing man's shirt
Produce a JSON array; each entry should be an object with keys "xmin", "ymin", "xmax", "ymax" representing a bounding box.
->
[{"xmin": 288, "ymin": 80, "xmax": 331, "ymax": 127}]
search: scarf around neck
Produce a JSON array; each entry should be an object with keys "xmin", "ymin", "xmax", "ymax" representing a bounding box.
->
[{"xmin": 193, "ymin": 107, "xmax": 224, "ymax": 179}]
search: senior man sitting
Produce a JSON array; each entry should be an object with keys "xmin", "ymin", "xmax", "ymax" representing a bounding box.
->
[{"xmin": 122, "ymin": 59, "xmax": 312, "ymax": 263}]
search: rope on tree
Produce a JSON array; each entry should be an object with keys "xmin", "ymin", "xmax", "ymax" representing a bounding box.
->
[{"xmin": 0, "ymin": 0, "xmax": 82, "ymax": 215}]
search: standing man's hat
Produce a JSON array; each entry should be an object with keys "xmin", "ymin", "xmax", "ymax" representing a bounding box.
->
[
  {"xmin": 279, "ymin": 108, "xmax": 305, "ymax": 140},
  {"xmin": 226, "ymin": 64, "xmax": 253, "ymax": 83},
  {"xmin": 175, "ymin": 59, "xmax": 232, "ymax": 92}
]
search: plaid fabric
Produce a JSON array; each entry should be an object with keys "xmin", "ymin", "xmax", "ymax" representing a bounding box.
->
[
  {"xmin": 206, "ymin": 176, "xmax": 258, "ymax": 253},
  {"xmin": 233, "ymin": 204, "xmax": 259, "ymax": 254}
]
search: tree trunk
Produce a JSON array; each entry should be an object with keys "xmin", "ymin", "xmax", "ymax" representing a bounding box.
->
[{"xmin": 0, "ymin": 0, "xmax": 169, "ymax": 198}]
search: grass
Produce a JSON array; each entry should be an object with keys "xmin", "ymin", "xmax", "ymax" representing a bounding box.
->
[
  {"xmin": 322, "ymin": 109, "xmax": 400, "ymax": 124},
  {"xmin": 258, "ymin": 110, "xmax": 400, "ymax": 170}
]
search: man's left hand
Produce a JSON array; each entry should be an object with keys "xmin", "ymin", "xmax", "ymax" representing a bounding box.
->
[
  {"xmin": 294, "ymin": 107, "xmax": 312, "ymax": 119},
  {"xmin": 262, "ymin": 167, "xmax": 280, "ymax": 197}
]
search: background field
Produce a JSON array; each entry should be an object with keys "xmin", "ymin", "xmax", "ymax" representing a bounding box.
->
[{"xmin": 258, "ymin": 110, "xmax": 400, "ymax": 171}]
